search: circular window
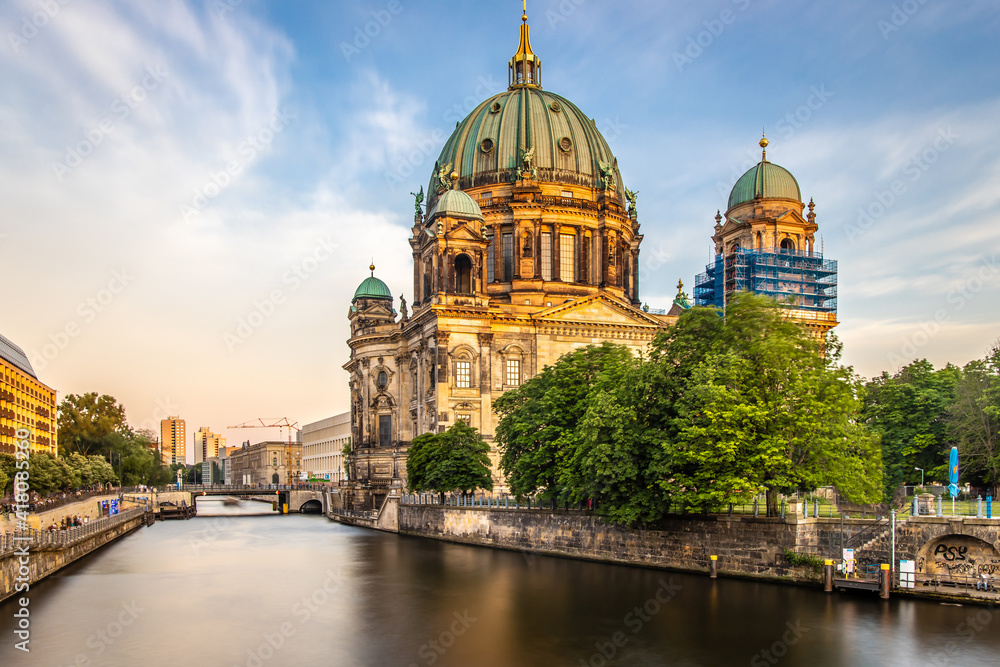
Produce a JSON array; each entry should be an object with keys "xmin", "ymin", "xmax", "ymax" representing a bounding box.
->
[
  {"xmin": 376, "ymin": 371, "xmax": 388, "ymax": 388},
  {"xmin": 480, "ymin": 138, "xmax": 495, "ymax": 154},
  {"xmin": 550, "ymin": 101, "xmax": 561, "ymax": 112},
  {"xmin": 558, "ymin": 137, "xmax": 572, "ymax": 152},
  {"xmin": 490, "ymin": 102, "xmax": 501, "ymax": 113}
]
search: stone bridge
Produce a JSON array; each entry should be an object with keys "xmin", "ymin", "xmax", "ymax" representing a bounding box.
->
[{"xmin": 153, "ymin": 487, "xmax": 328, "ymax": 514}]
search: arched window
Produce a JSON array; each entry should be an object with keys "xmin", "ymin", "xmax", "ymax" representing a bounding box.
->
[
  {"xmin": 780, "ymin": 238, "xmax": 795, "ymax": 252},
  {"xmin": 455, "ymin": 254, "xmax": 473, "ymax": 294},
  {"xmin": 729, "ymin": 241, "xmax": 741, "ymax": 254}
]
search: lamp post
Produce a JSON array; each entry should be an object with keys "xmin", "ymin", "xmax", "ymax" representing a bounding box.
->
[{"xmin": 915, "ymin": 467, "xmax": 924, "ymax": 488}]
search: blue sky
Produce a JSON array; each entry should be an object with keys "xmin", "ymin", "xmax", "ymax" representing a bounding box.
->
[{"xmin": 2, "ymin": 0, "xmax": 998, "ymax": 456}]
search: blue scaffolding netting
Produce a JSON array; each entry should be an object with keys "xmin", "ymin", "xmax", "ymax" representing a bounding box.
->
[{"xmin": 694, "ymin": 248, "xmax": 837, "ymax": 314}]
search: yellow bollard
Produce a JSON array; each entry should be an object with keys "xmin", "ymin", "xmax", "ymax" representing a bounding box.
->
[{"xmin": 710, "ymin": 555, "xmax": 718, "ymax": 579}]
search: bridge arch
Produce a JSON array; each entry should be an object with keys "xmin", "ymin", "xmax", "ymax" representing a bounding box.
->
[
  {"xmin": 298, "ymin": 499, "xmax": 323, "ymax": 514},
  {"xmin": 917, "ymin": 534, "xmax": 1000, "ymax": 577}
]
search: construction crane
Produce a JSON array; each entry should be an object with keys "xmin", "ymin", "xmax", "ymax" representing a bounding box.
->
[{"xmin": 228, "ymin": 417, "xmax": 301, "ymax": 444}]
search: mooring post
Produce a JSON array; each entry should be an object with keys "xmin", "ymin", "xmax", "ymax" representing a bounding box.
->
[
  {"xmin": 880, "ymin": 564, "xmax": 891, "ymax": 599},
  {"xmin": 710, "ymin": 555, "xmax": 718, "ymax": 579},
  {"xmin": 824, "ymin": 560, "xmax": 834, "ymax": 592}
]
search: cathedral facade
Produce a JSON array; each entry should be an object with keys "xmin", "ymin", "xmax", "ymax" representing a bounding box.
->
[
  {"xmin": 342, "ymin": 9, "xmax": 678, "ymax": 509},
  {"xmin": 342, "ymin": 9, "xmax": 837, "ymax": 510}
]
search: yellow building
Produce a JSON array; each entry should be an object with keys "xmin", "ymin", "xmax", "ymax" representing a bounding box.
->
[
  {"xmin": 192, "ymin": 427, "xmax": 226, "ymax": 464},
  {"xmin": 0, "ymin": 333, "xmax": 57, "ymax": 455},
  {"xmin": 160, "ymin": 416, "xmax": 186, "ymax": 465}
]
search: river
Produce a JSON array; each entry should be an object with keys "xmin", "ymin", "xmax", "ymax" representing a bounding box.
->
[{"xmin": 2, "ymin": 498, "xmax": 999, "ymax": 666}]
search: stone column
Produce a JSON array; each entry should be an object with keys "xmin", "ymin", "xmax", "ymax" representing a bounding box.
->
[
  {"xmin": 478, "ymin": 332, "xmax": 493, "ymax": 435},
  {"xmin": 553, "ymin": 226, "xmax": 561, "ymax": 282}
]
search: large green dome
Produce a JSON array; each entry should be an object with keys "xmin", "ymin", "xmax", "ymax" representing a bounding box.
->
[
  {"xmin": 728, "ymin": 161, "xmax": 801, "ymax": 210},
  {"xmin": 352, "ymin": 275, "xmax": 392, "ymax": 302},
  {"xmin": 427, "ymin": 88, "xmax": 625, "ymax": 208}
]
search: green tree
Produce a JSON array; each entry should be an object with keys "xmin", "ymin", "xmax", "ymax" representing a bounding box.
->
[
  {"xmin": 494, "ymin": 343, "xmax": 633, "ymax": 501},
  {"xmin": 26, "ymin": 452, "xmax": 75, "ymax": 495},
  {"xmin": 0, "ymin": 453, "xmax": 15, "ymax": 495},
  {"xmin": 57, "ymin": 393, "xmax": 128, "ymax": 456},
  {"xmin": 949, "ymin": 345, "xmax": 1000, "ymax": 488},
  {"xmin": 407, "ymin": 423, "xmax": 493, "ymax": 497},
  {"xmin": 861, "ymin": 359, "xmax": 961, "ymax": 498}
]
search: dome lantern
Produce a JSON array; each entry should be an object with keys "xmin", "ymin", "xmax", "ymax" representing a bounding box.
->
[{"xmin": 509, "ymin": 1, "xmax": 541, "ymax": 89}]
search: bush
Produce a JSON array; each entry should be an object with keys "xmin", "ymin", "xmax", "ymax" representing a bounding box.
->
[{"xmin": 783, "ymin": 549, "xmax": 824, "ymax": 572}]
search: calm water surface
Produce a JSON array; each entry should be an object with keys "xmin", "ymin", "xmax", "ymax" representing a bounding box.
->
[{"xmin": 2, "ymin": 498, "xmax": 999, "ymax": 666}]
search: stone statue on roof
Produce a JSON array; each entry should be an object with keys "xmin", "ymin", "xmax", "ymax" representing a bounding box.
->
[
  {"xmin": 410, "ymin": 186, "xmax": 424, "ymax": 216},
  {"xmin": 435, "ymin": 163, "xmax": 453, "ymax": 194},
  {"xmin": 625, "ymin": 188, "xmax": 638, "ymax": 217}
]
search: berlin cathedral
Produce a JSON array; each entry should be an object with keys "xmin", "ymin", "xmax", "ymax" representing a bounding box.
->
[{"xmin": 342, "ymin": 6, "xmax": 838, "ymax": 509}]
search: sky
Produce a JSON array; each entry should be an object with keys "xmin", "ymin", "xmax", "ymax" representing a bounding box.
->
[{"xmin": 1, "ymin": 0, "xmax": 998, "ymax": 462}]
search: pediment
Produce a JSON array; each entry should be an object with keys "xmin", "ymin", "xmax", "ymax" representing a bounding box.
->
[
  {"xmin": 444, "ymin": 223, "xmax": 484, "ymax": 243},
  {"xmin": 775, "ymin": 209, "xmax": 806, "ymax": 225},
  {"xmin": 533, "ymin": 294, "xmax": 662, "ymax": 327}
]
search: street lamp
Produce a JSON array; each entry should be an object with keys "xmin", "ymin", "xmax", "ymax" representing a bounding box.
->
[{"xmin": 915, "ymin": 467, "xmax": 924, "ymax": 487}]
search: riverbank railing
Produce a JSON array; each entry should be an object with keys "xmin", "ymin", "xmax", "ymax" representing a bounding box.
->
[{"xmin": 0, "ymin": 505, "xmax": 151, "ymax": 556}]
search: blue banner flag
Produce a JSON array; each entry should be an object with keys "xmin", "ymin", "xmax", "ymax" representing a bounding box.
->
[{"xmin": 948, "ymin": 447, "xmax": 959, "ymax": 499}]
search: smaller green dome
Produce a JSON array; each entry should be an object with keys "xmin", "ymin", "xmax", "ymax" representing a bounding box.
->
[
  {"xmin": 728, "ymin": 161, "xmax": 801, "ymax": 210},
  {"xmin": 427, "ymin": 189, "xmax": 484, "ymax": 222},
  {"xmin": 353, "ymin": 275, "xmax": 392, "ymax": 302}
]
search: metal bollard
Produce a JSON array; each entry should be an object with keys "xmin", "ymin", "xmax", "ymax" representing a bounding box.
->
[
  {"xmin": 824, "ymin": 560, "xmax": 834, "ymax": 592},
  {"xmin": 880, "ymin": 563, "xmax": 891, "ymax": 599},
  {"xmin": 710, "ymin": 555, "xmax": 718, "ymax": 579},
  {"xmin": 913, "ymin": 494, "xmax": 919, "ymax": 516},
  {"xmin": 937, "ymin": 495, "xmax": 943, "ymax": 517}
]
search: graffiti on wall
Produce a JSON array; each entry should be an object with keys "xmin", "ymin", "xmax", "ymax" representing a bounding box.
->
[{"xmin": 919, "ymin": 535, "xmax": 1000, "ymax": 577}]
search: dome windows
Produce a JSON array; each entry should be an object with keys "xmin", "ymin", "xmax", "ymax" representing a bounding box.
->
[
  {"xmin": 558, "ymin": 137, "xmax": 572, "ymax": 152},
  {"xmin": 550, "ymin": 101, "xmax": 561, "ymax": 112},
  {"xmin": 480, "ymin": 138, "xmax": 495, "ymax": 154}
]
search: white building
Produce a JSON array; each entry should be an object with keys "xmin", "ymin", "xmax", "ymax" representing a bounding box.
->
[{"xmin": 302, "ymin": 412, "xmax": 350, "ymax": 483}]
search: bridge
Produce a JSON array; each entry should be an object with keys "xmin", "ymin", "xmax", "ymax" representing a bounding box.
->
[{"xmin": 143, "ymin": 485, "xmax": 329, "ymax": 515}]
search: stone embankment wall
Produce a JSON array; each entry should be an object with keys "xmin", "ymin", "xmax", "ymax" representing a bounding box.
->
[
  {"xmin": 398, "ymin": 506, "xmax": 822, "ymax": 582},
  {"xmin": 0, "ymin": 494, "xmax": 125, "ymax": 533},
  {"xmin": 0, "ymin": 511, "xmax": 151, "ymax": 603}
]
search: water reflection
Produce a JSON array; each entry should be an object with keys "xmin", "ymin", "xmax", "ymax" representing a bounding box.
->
[{"xmin": 2, "ymin": 506, "xmax": 998, "ymax": 666}]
